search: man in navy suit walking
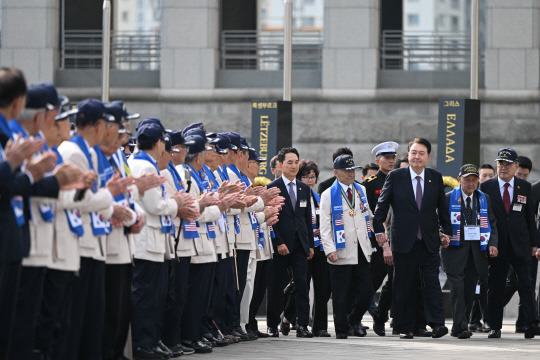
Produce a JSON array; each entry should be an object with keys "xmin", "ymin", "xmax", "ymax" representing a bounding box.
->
[
  {"xmin": 373, "ymin": 137, "xmax": 452, "ymax": 339},
  {"xmin": 266, "ymin": 147, "xmax": 315, "ymax": 338}
]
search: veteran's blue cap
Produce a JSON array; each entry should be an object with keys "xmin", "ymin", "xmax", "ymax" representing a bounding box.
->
[
  {"xmin": 26, "ymin": 82, "xmax": 68, "ymax": 110},
  {"xmin": 248, "ymin": 148, "xmax": 265, "ymax": 162},
  {"xmin": 334, "ymin": 155, "xmax": 361, "ymax": 170},
  {"xmin": 137, "ymin": 123, "xmax": 169, "ymax": 148},
  {"xmin": 185, "ymin": 135, "xmax": 213, "ymax": 154},
  {"xmin": 495, "ymin": 148, "xmax": 518, "ymax": 163}
]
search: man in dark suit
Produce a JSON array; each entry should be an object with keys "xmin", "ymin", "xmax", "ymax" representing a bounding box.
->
[
  {"xmin": 480, "ymin": 148, "xmax": 540, "ymax": 339},
  {"xmin": 373, "ymin": 137, "xmax": 452, "ymax": 339},
  {"xmin": 266, "ymin": 147, "xmax": 314, "ymax": 338},
  {"xmin": 441, "ymin": 164, "xmax": 498, "ymax": 339}
]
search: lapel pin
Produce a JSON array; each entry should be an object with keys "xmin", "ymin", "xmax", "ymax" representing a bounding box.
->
[
  {"xmin": 299, "ymin": 187, "xmax": 302, "ymax": 190},
  {"xmin": 429, "ymin": 180, "xmax": 432, "ymax": 183},
  {"xmin": 518, "ymin": 186, "xmax": 520, "ymax": 189}
]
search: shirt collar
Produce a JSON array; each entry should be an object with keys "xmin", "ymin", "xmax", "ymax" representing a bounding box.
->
[
  {"xmin": 461, "ymin": 189, "xmax": 474, "ymax": 202},
  {"xmin": 498, "ymin": 176, "xmax": 514, "ymax": 189},
  {"xmin": 409, "ymin": 166, "xmax": 425, "ymax": 181},
  {"xmin": 282, "ymin": 175, "xmax": 296, "ymax": 188},
  {"xmin": 338, "ymin": 181, "xmax": 352, "ymax": 193}
]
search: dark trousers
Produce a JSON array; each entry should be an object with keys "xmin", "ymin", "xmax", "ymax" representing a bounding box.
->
[
  {"xmin": 232, "ymin": 249, "xmax": 250, "ymax": 328},
  {"xmin": 162, "ymin": 257, "xmax": 190, "ymax": 346},
  {"xmin": 281, "ymin": 248, "xmax": 331, "ymax": 331},
  {"xmin": 131, "ymin": 259, "xmax": 168, "ymax": 349},
  {"xmin": 441, "ymin": 242, "xmax": 487, "ymax": 334},
  {"xmin": 248, "ymin": 259, "xmax": 271, "ymax": 331},
  {"xmin": 0, "ymin": 261, "xmax": 21, "ymax": 360},
  {"xmin": 392, "ymin": 240, "xmax": 444, "ymax": 333},
  {"xmin": 373, "ymin": 265, "xmax": 393, "ymax": 323},
  {"xmin": 35, "ymin": 269, "xmax": 74, "ymax": 359},
  {"xmin": 206, "ymin": 255, "xmax": 230, "ymax": 335},
  {"xmin": 182, "ymin": 262, "xmax": 216, "ymax": 341},
  {"xmin": 8, "ymin": 266, "xmax": 47, "ymax": 360},
  {"xmin": 267, "ymin": 246, "xmax": 310, "ymax": 328},
  {"xmin": 102, "ymin": 263, "xmax": 132, "ymax": 360},
  {"xmin": 215, "ymin": 256, "xmax": 236, "ymax": 334},
  {"xmin": 502, "ymin": 257, "xmax": 539, "ymax": 327},
  {"xmin": 487, "ymin": 245, "xmax": 536, "ymax": 330},
  {"xmin": 56, "ymin": 257, "xmax": 105, "ymax": 360},
  {"xmin": 469, "ymin": 273, "xmax": 488, "ymax": 325},
  {"xmin": 329, "ymin": 248, "xmax": 373, "ymax": 335}
]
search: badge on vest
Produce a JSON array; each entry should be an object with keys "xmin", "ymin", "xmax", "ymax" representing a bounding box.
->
[
  {"xmin": 299, "ymin": 200, "xmax": 307, "ymax": 207},
  {"xmin": 512, "ymin": 203, "xmax": 522, "ymax": 212}
]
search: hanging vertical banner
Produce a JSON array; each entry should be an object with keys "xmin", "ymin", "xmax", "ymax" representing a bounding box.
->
[
  {"xmin": 251, "ymin": 100, "xmax": 292, "ymax": 178},
  {"xmin": 437, "ymin": 98, "xmax": 480, "ymax": 177}
]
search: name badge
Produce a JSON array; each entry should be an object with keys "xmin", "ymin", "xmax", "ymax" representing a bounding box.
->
[
  {"xmin": 464, "ymin": 225, "xmax": 480, "ymax": 241},
  {"xmin": 512, "ymin": 203, "xmax": 522, "ymax": 212},
  {"xmin": 299, "ymin": 200, "xmax": 307, "ymax": 208}
]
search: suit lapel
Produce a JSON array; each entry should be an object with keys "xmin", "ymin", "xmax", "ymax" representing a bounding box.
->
[
  {"xmin": 404, "ymin": 167, "xmax": 416, "ymax": 206},
  {"xmin": 512, "ymin": 177, "xmax": 519, "ymax": 205},
  {"xmin": 279, "ymin": 177, "xmax": 295, "ymax": 211},
  {"xmin": 421, "ymin": 169, "xmax": 431, "ymax": 211},
  {"xmin": 492, "ymin": 177, "xmax": 505, "ymax": 210}
]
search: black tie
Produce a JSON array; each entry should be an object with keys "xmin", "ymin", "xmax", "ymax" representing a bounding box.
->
[{"xmin": 466, "ymin": 197, "xmax": 473, "ymax": 225}]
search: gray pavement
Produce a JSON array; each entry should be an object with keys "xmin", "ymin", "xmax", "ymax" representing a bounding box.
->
[{"xmin": 193, "ymin": 320, "xmax": 540, "ymax": 359}]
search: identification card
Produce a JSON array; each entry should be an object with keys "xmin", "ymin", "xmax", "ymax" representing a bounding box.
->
[
  {"xmin": 299, "ymin": 200, "xmax": 307, "ymax": 208},
  {"xmin": 464, "ymin": 225, "xmax": 480, "ymax": 241},
  {"xmin": 512, "ymin": 203, "xmax": 522, "ymax": 212}
]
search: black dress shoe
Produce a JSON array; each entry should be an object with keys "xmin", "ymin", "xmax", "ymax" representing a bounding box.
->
[
  {"xmin": 203, "ymin": 333, "xmax": 228, "ymax": 347},
  {"xmin": 468, "ymin": 322, "xmax": 482, "ymax": 332},
  {"xmin": 179, "ymin": 344, "xmax": 195, "ymax": 355},
  {"xmin": 235, "ymin": 326, "xmax": 257, "ymax": 341},
  {"xmin": 154, "ymin": 342, "xmax": 172, "ymax": 358},
  {"xmin": 524, "ymin": 327, "xmax": 536, "ymax": 339},
  {"xmin": 413, "ymin": 328, "xmax": 432, "ymax": 337},
  {"xmin": 516, "ymin": 326, "xmax": 526, "ymax": 334},
  {"xmin": 224, "ymin": 334, "xmax": 240, "ymax": 343},
  {"xmin": 280, "ymin": 318, "xmax": 291, "ymax": 336},
  {"xmin": 314, "ymin": 330, "xmax": 331, "ymax": 337},
  {"xmin": 296, "ymin": 325, "xmax": 313, "ymax": 338},
  {"xmin": 133, "ymin": 347, "xmax": 165, "ymax": 360},
  {"xmin": 350, "ymin": 324, "xmax": 367, "ymax": 337},
  {"xmin": 231, "ymin": 327, "xmax": 250, "ymax": 341},
  {"xmin": 431, "ymin": 325, "xmax": 448, "ymax": 338},
  {"xmin": 360, "ymin": 322, "xmax": 369, "ymax": 330},
  {"xmin": 256, "ymin": 329, "xmax": 270, "ymax": 338},
  {"xmin": 373, "ymin": 321, "xmax": 385, "ymax": 336},
  {"xmin": 481, "ymin": 323, "xmax": 491, "ymax": 332},
  {"xmin": 456, "ymin": 330, "xmax": 472, "ymax": 339},
  {"xmin": 336, "ymin": 333, "xmax": 348, "ymax": 339},
  {"xmin": 181, "ymin": 340, "xmax": 212, "ymax": 354},
  {"xmin": 163, "ymin": 344, "xmax": 184, "ymax": 359},
  {"xmin": 400, "ymin": 331, "xmax": 414, "ymax": 339},
  {"xmin": 200, "ymin": 339, "xmax": 214, "ymax": 349},
  {"xmin": 267, "ymin": 327, "xmax": 279, "ymax": 337},
  {"xmin": 487, "ymin": 329, "xmax": 501, "ymax": 338}
]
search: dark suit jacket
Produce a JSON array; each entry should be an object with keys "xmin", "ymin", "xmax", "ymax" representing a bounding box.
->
[
  {"xmin": 444, "ymin": 191, "xmax": 498, "ymax": 249},
  {"xmin": 317, "ymin": 176, "xmax": 336, "ymax": 197},
  {"xmin": 0, "ymin": 132, "xmax": 60, "ymax": 263},
  {"xmin": 532, "ymin": 180, "xmax": 540, "ymax": 222},
  {"xmin": 267, "ymin": 176, "xmax": 314, "ymax": 256},
  {"xmin": 479, "ymin": 176, "xmax": 539, "ymax": 258},
  {"xmin": 373, "ymin": 166, "xmax": 452, "ymax": 254}
]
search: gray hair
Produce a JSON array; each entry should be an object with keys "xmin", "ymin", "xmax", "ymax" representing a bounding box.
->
[
  {"xmin": 18, "ymin": 107, "xmax": 45, "ymax": 122},
  {"xmin": 184, "ymin": 151, "xmax": 203, "ymax": 164}
]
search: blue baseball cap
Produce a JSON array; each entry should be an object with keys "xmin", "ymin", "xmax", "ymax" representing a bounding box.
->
[
  {"xmin": 227, "ymin": 132, "xmax": 249, "ymax": 151},
  {"xmin": 26, "ymin": 82, "xmax": 68, "ymax": 110},
  {"xmin": 135, "ymin": 117, "xmax": 165, "ymax": 132},
  {"xmin": 184, "ymin": 127, "xmax": 219, "ymax": 144},
  {"xmin": 334, "ymin": 155, "xmax": 361, "ymax": 170},
  {"xmin": 69, "ymin": 99, "xmax": 115, "ymax": 126},
  {"xmin": 137, "ymin": 123, "xmax": 169, "ymax": 148},
  {"xmin": 105, "ymin": 101, "xmax": 140, "ymax": 124},
  {"xmin": 248, "ymin": 148, "xmax": 265, "ymax": 162},
  {"xmin": 185, "ymin": 135, "xmax": 213, "ymax": 154},
  {"xmin": 169, "ymin": 130, "xmax": 196, "ymax": 147},
  {"xmin": 495, "ymin": 148, "xmax": 518, "ymax": 163}
]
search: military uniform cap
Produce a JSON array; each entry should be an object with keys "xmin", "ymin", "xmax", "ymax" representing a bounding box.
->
[{"xmin": 371, "ymin": 141, "xmax": 399, "ymax": 157}]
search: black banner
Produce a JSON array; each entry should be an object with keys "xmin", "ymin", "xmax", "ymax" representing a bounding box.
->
[
  {"xmin": 251, "ymin": 100, "xmax": 292, "ymax": 178},
  {"xmin": 437, "ymin": 98, "xmax": 480, "ymax": 177}
]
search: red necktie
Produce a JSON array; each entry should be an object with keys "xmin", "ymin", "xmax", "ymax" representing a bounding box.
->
[
  {"xmin": 347, "ymin": 187, "xmax": 353, "ymax": 203},
  {"xmin": 503, "ymin": 182, "xmax": 511, "ymax": 214}
]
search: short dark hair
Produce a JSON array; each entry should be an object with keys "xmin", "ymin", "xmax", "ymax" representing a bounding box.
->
[
  {"xmin": 396, "ymin": 156, "xmax": 409, "ymax": 168},
  {"xmin": 270, "ymin": 155, "xmax": 279, "ymax": 169},
  {"xmin": 518, "ymin": 156, "xmax": 533, "ymax": 172},
  {"xmin": 408, "ymin": 137, "xmax": 431, "ymax": 154},
  {"xmin": 332, "ymin": 147, "xmax": 353, "ymax": 161},
  {"xmin": 480, "ymin": 163, "xmax": 495, "ymax": 171},
  {"xmin": 137, "ymin": 139, "xmax": 158, "ymax": 151},
  {"xmin": 297, "ymin": 159, "xmax": 320, "ymax": 182},
  {"xmin": 277, "ymin": 147, "xmax": 299, "ymax": 163},
  {"xmin": 0, "ymin": 67, "xmax": 27, "ymax": 108},
  {"xmin": 362, "ymin": 162, "xmax": 379, "ymax": 177}
]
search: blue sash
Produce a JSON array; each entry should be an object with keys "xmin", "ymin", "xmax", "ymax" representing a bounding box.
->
[
  {"xmin": 311, "ymin": 189, "xmax": 322, "ymax": 249},
  {"xmin": 449, "ymin": 186, "xmax": 491, "ymax": 250},
  {"xmin": 167, "ymin": 162, "xmax": 199, "ymax": 239},
  {"xmin": 185, "ymin": 164, "xmax": 216, "ymax": 239},
  {"xmin": 133, "ymin": 151, "xmax": 174, "ymax": 235},
  {"xmin": 329, "ymin": 181, "xmax": 372, "ymax": 250},
  {"xmin": 217, "ymin": 165, "xmax": 230, "ymax": 182},
  {"xmin": 229, "ymin": 164, "xmax": 258, "ymax": 230},
  {"xmin": 52, "ymin": 146, "xmax": 84, "ymax": 237},
  {"xmin": 111, "ymin": 150, "xmax": 136, "ymax": 211}
]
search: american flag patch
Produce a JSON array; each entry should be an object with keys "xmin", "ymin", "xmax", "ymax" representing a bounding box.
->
[
  {"xmin": 480, "ymin": 216, "xmax": 488, "ymax": 228},
  {"xmin": 451, "ymin": 229, "xmax": 460, "ymax": 242},
  {"xmin": 207, "ymin": 224, "xmax": 215, "ymax": 232},
  {"xmin": 184, "ymin": 221, "xmax": 198, "ymax": 231},
  {"xmin": 334, "ymin": 213, "xmax": 344, "ymax": 226}
]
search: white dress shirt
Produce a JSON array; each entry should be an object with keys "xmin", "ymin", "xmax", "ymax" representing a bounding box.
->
[
  {"xmin": 498, "ymin": 177, "xmax": 514, "ymax": 202},
  {"xmin": 282, "ymin": 175, "xmax": 297, "ymax": 200},
  {"xmin": 410, "ymin": 167, "xmax": 425, "ymax": 198}
]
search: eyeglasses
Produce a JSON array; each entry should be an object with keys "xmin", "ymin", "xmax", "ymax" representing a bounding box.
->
[{"xmin": 301, "ymin": 175, "xmax": 317, "ymax": 181}]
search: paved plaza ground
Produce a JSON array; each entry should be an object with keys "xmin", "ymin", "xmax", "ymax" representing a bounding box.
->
[{"xmin": 194, "ymin": 319, "xmax": 540, "ymax": 359}]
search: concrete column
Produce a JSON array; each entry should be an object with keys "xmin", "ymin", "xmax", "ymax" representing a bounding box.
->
[
  {"xmin": 322, "ymin": 0, "xmax": 379, "ymax": 89},
  {"xmin": 160, "ymin": 0, "xmax": 220, "ymax": 89},
  {"xmin": 0, "ymin": 0, "xmax": 60, "ymax": 83},
  {"xmin": 484, "ymin": 1, "xmax": 540, "ymax": 90}
]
